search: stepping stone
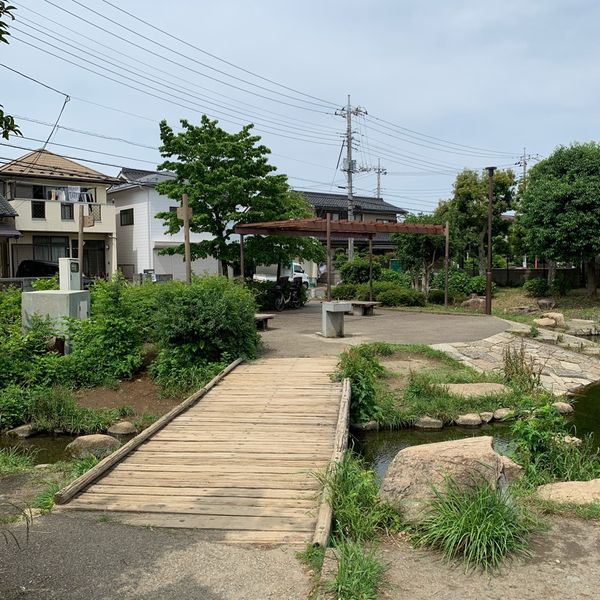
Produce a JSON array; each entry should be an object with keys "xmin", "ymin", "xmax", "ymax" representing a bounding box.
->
[
  {"xmin": 442, "ymin": 383, "xmax": 510, "ymax": 398},
  {"xmin": 534, "ymin": 317, "xmax": 556, "ymax": 328},
  {"xmin": 493, "ymin": 408, "xmax": 514, "ymax": 421},
  {"xmin": 108, "ymin": 421, "xmax": 137, "ymax": 435},
  {"xmin": 456, "ymin": 413, "xmax": 482, "ymax": 427},
  {"xmin": 414, "ymin": 416, "xmax": 443, "ymax": 430},
  {"xmin": 537, "ymin": 479, "xmax": 600, "ymax": 505},
  {"xmin": 480, "ymin": 412, "xmax": 494, "ymax": 423},
  {"xmin": 6, "ymin": 423, "xmax": 35, "ymax": 438},
  {"xmin": 552, "ymin": 401, "xmax": 574, "ymax": 415}
]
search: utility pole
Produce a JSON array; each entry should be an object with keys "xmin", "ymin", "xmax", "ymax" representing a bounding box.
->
[
  {"xmin": 336, "ymin": 95, "xmax": 367, "ymax": 261},
  {"xmin": 515, "ymin": 147, "xmax": 540, "ymax": 191},
  {"xmin": 375, "ymin": 158, "xmax": 387, "ymax": 199},
  {"xmin": 485, "ymin": 166, "xmax": 497, "ymax": 315}
]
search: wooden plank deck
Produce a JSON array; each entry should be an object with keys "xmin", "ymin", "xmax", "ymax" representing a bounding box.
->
[{"xmin": 59, "ymin": 357, "xmax": 344, "ymax": 545}]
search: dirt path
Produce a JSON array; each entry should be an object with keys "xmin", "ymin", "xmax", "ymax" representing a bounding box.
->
[{"xmin": 380, "ymin": 517, "xmax": 600, "ymax": 600}]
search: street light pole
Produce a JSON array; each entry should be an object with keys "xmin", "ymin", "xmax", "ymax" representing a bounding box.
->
[{"xmin": 485, "ymin": 166, "xmax": 497, "ymax": 315}]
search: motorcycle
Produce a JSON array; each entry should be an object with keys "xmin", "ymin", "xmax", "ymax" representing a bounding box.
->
[{"xmin": 274, "ymin": 276, "xmax": 305, "ymax": 311}]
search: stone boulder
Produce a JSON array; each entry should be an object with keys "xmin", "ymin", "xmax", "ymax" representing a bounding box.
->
[
  {"xmin": 461, "ymin": 296, "xmax": 485, "ymax": 311},
  {"xmin": 552, "ymin": 401, "xmax": 574, "ymax": 415},
  {"xmin": 380, "ymin": 436, "xmax": 522, "ymax": 523},
  {"xmin": 566, "ymin": 319, "xmax": 598, "ymax": 336},
  {"xmin": 414, "ymin": 416, "xmax": 443, "ymax": 430},
  {"xmin": 456, "ymin": 413, "xmax": 483, "ymax": 427},
  {"xmin": 107, "ymin": 421, "xmax": 137, "ymax": 435},
  {"xmin": 537, "ymin": 479, "xmax": 600, "ymax": 505},
  {"xmin": 66, "ymin": 434, "xmax": 121, "ymax": 459},
  {"xmin": 493, "ymin": 408, "xmax": 514, "ymax": 421},
  {"xmin": 443, "ymin": 383, "xmax": 510, "ymax": 398},
  {"xmin": 509, "ymin": 306, "xmax": 536, "ymax": 315},
  {"xmin": 6, "ymin": 423, "xmax": 35, "ymax": 438},
  {"xmin": 480, "ymin": 412, "xmax": 494, "ymax": 423},
  {"xmin": 542, "ymin": 312, "xmax": 566, "ymax": 329},
  {"xmin": 537, "ymin": 298, "xmax": 556, "ymax": 310},
  {"xmin": 534, "ymin": 317, "xmax": 556, "ymax": 328}
]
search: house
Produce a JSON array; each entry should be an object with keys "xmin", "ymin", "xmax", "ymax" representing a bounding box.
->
[
  {"xmin": 0, "ymin": 192, "xmax": 19, "ymax": 277},
  {"xmin": 300, "ymin": 191, "xmax": 407, "ymax": 252},
  {"xmin": 0, "ymin": 149, "xmax": 120, "ymax": 278},
  {"xmin": 108, "ymin": 168, "xmax": 219, "ymax": 279}
]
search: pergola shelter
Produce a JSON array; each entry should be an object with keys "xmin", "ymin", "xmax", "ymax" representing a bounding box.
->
[{"xmin": 235, "ymin": 216, "xmax": 449, "ymax": 304}]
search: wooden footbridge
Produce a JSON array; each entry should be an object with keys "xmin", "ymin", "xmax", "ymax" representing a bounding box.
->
[{"xmin": 55, "ymin": 357, "xmax": 349, "ymax": 546}]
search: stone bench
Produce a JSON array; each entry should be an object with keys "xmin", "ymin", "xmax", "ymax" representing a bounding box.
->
[
  {"xmin": 350, "ymin": 301, "xmax": 382, "ymax": 316},
  {"xmin": 255, "ymin": 313, "xmax": 275, "ymax": 331},
  {"xmin": 320, "ymin": 302, "xmax": 352, "ymax": 338}
]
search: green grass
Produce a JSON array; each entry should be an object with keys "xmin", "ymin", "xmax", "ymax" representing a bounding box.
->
[
  {"xmin": 532, "ymin": 498, "xmax": 600, "ymax": 520},
  {"xmin": 0, "ymin": 447, "xmax": 36, "ymax": 477},
  {"xmin": 330, "ymin": 538, "xmax": 384, "ymax": 600},
  {"xmin": 297, "ymin": 543, "xmax": 325, "ymax": 575},
  {"xmin": 412, "ymin": 478, "xmax": 539, "ymax": 572},
  {"xmin": 32, "ymin": 482, "xmax": 61, "ymax": 512},
  {"xmin": 316, "ymin": 453, "xmax": 401, "ymax": 542},
  {"xmin": 133, "ymin": 413, "xmax": 157, "ymax": 432}
]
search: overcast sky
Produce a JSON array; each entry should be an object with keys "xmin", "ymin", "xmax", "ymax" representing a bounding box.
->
[{"xmin": 2, "ymin": 0, "xmax": 598, "ymax": 214}]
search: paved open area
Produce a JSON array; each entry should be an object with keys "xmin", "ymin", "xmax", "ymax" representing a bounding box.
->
[{"xmin": 260, "ymin": 301, "xmax": 508, "ymax": 357}]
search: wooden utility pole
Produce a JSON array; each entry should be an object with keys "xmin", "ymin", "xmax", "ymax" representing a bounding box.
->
[
  {"xmin": 485, "ymin": 167, "xmax": 497, "ymax": 315},
  {"xmin": 444, "ymin": 221, "xmax": 450, "ymax": 307},
  {"xmin": 326, "ymin": 213, "xmax": 332, "ymax": 301},
  {"xmin": 177, "ymin": 194, "xmax": 192, "ymax": 284}
]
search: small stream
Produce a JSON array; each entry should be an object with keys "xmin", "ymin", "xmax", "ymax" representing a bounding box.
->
[
  {"xmin": 355, "ymin": 383, "xmax": 600, "ymax": 478},
  {"xmin": 0, "ymin": 433, "xmax": 77, "ymax": 464}
]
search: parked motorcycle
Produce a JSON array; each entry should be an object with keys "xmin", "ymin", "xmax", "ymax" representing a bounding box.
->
[{"xmin": 274, "ymin": 276, "xmax": 305, "ymax": 311}]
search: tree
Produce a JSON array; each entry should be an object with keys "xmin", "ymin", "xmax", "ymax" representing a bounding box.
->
[
  {"xmin": 436, "ymin": 168, "xmax": 516, "ymax": 275},
  {"xmin": 392, "ymin": 214, "xmax": 446, "ymax": 293},
  {"xmin": 520, "ymin": 142, "xmax": 600, "ymax": 296},
  {"xmin": 156, "ymin": 116, "xmax": 324, "ymax": 276},
  {"xmin": 0, "ymin": 3, "xmax": 21, "ymax": 140}
]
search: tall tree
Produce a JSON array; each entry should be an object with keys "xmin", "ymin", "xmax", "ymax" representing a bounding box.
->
[
  {"xmin": 392, "ymin": 214, "xmax": 446, "ymax": 293},
  {"xmin": 520, "ymin": 142, "xmax": 600, "ymax": 296},
  {"xmin": 0, "ymin": 3, "xmax": 21, "ymax": 140},
  {"xmin": 156, "ymin": 116, "xmax": 324, "ymax": 276},
  {"xmin": 436, "ymin": 168, "xmax": 515, "ymax": 275}
]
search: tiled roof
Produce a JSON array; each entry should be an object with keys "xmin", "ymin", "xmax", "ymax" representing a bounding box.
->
[
  {"xmin": 300, "ymin": 191, "xmax": 406, "ymax": 215},
  {"xmin": 0, "ymin": 150, "xmax": 119, "ymax": 184},
  {"xmin": 0, "ymin": 192, "xmax": 17, "ymax": 217},
  {"xmin": 109, "ymin": 167, "xmax": 176, "ymax": 193}
]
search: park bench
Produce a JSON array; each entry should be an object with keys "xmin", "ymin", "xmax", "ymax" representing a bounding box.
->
[
  {"xmin": 350, "ymin": 301, "xmax": 382, "ymax": 316},
  {"xmin": 255, "ymin": 313, "xmax": 275, "ymax": 331}
]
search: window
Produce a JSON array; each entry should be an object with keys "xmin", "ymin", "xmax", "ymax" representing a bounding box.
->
[
  {"xmin": 376, "ymin": 219, "xmax": 390, "ymax": 224},
  {"xmin": 31, "ymin": 201, "xmax": 45, "ymax": 219},
  {"xmin": 33, "ymin": 235, "xmax": 69, "ymax": 262},
  {"xmin": 61, "ymin": 203, "xmax": 74, "ymax": 220},
  {"xmin": 120, "ymin": 208, "xmax": 134, "ymax": 226}
]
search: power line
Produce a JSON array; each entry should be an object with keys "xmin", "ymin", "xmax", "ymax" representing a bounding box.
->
[{"xmin": 0, "ymin": 63, "xmax": 69, "ymax": 98}]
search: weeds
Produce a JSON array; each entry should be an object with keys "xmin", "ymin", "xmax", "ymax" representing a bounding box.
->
[
  {"xmin": 412, "ymin": 478, "xmax": 539, "ymax": 572},
  {"xmin": 297, "ymin": 543, "xmax": 325, "ymax": 575},
  {"xmin": 133, "ymin": 413, "xmax": 157, "ymax": 432},
  {"xmin": 0, "ymin": 447, "xmax": 36, "ymax": 477},
  {"xmin": 527, "ymin": 325, "xmax": 540, "ymax": 338},
  {"xmin": 32, "ymin": 482, "xmax": 61, "ymax": 512},
  {"xmin": 503, "ymin": 341, "xmax": 542, "ymax": 392}
]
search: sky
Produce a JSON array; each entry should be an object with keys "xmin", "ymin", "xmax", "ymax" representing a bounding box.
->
[{"xmin": 1, "ymin": 0, "xmax": 599, "ymax": 214}]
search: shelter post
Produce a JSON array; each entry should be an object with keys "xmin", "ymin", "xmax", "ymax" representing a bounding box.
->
[
  {"xmin": 326, "ymin": 213, "xmax": 332, "ymax": 301},
  {"xmin": 368, "ymin": 236, "xmax": 373, "ymax": 302},
  {"xmin": 444, "ymin": 221, "xmax": 449, "ymax": 307}
]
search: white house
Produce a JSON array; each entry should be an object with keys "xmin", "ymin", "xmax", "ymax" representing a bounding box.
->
[
  {"xmin": 0, "ymin": 150, "xmax": 119, "ymax": 278},
  {"xmin": 108, "ymin": 168, "xmax": 219, "ymax": 279}
]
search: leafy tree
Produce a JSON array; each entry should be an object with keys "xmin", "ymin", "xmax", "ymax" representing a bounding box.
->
[
  {"xmin": 436, "ymin": 168, "xmax": 516, "ymax": 275},
  {"xmin": 392, "ymin": 214, "xmax": 446, "ymax": 293},
  {"xmin": 520, "ymin": 142, "xmax": 600, "ymax": 295},
  {"xmin": 0, "ymin": 3, "xmax": 21, "ymax": 140},
  {"xmin": 156, "ymin": 116, "xmax": 324, "ymax": 276}
]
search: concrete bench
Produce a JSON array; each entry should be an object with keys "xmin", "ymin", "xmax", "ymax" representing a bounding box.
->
[
  {"xmin": 350, "ymin": 301, "xmax": 382, "ymax": 316},
  {"xmin": 320, "ymin": 302, "xmax": 352, "ymax": 338},
  {"xmin": 255, "ymin": 313, "xmax": 275, "ymax": 331}
]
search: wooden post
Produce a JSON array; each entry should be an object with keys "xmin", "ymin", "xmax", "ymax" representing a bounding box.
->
[
  {"xmin": 78, "ymin": 203, "xmax": 84, "ymax": 288},
  {"xmin": 444, "ymin": 221, "xmax": 450, "ymax": 307},
  {"xmin": 326, "ymin": 213, "xmax": 331, "ymax": 301},
  {"xmin": 239, "ymin": 234, "xmax": 245, "ymax": 284},
  {"xmin": 368, "ymin": 236, "xmax": 373, "ymax": 302},
  {"xmin": 182, "ymin": 194, "xmax": 192, "ymax": 284}
]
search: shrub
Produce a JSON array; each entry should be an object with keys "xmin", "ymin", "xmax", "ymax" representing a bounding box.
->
[
  {"xmin": 502, "ymin": 341, "xmax": 541, "ymax": 392},
  {"xmin": 0, "ymin": 286, "xmax": 21, "ymax": 333},
  {"xmin": 153, "ymin": 276, "xmax": 259, "ymax": 363},
  {"xmin": 354, "ymin": 281, "xmax": 396, "ymax": 301},
  {"xmin": 469, "ymin": 275, "xmax": 497, "ymax": 296},
  {"xmin": 340, "ymin": 257, "xmax": 382, "ymax": 284},
  {"xmin": 523, "ymin": 277, "xmax": 549, "ymax": 297},
  {"xmin": 432, "ymin": 269, "xmax": 471, "ymax": 296},
  {"xmin": 0, "ymin": 385, "xmax": 33, "ymax": 430},
  {"xmin": 377, "ymin": 269, "xmax": 412, "ymax": 287},
  {"xmin": 31, "ymin": 276, "xmax": 59, "ymax": 291},
  {"xmin": 551, "ymin": 273, "xmax": 571, "ymax": 297},
  {"xmin": 427, "ymin": 289, "xmax": 446, "ymax": 304},
  {"xmin": 244, "ymin": 279, "xmax": 278, "ymax": 310},
  {"xmin": 413, "ymin": 477, "xmax": 537, "ymax": 572},
  {"xmin": 331, "ymin": 283, "xmax": 358, "ymax": 300},
  {"xmin": 378, "ymin": 288, "xmax": 426, "ymax": 307}
]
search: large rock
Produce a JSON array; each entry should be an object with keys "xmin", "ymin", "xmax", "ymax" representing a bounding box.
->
[
  {"xmin": 566, "ymin": 319, "xmax": 598, "ymax": 336},
  {"xmin": 542, "ymin": 312, "xmax": 566, "ymax": 329},
  {"xmin": 65, "ymin": 434, "xmax": 121, "ymax": 459},
  {"xmin": 107, "ymin": 421, "xmax": 137, "ymax": 435},
  {"xmin": 380, "ymin": 436, "xmax": 522, "ymax": 523},
  {"xmin": 552, "ymin": 401, "xmax": 574, "ymax": 415},
  {"xmin": 443, "ymin": 383, "xmax": 510, "ymax": 398},
  {"xmin": 537, "ymin": 479, "xmax": 600, "ymax": 505},
  {"xmin": 6, "ymin": 424, "xmax": 35, "ymax": 438},
  {"xmin": 414, "ymin": 416, "xmax": 443, "ymax": 430},
  {"xmin": 456, "ymin": 413, "xmax": 483, "ymax": 427},
  {"xmin": 534, "ymin": 317, "xmax": 556, "ymax": 328},
  {"xmin": 480, "ymin": 412, "xmax": 494, "ymax": 423},
  {"xmin": 493, "ymin": 408, "xmax": 515, "ymax": 421},
  {"xmin": 537, "ymin": 298, "xmax": 556, "ymax": 310},
  {"xmin": 461, "ymin": 296, "xmax": 485, "ymax": 311}
]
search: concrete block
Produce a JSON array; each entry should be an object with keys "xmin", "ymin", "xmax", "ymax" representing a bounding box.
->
[
  {"xmin": 22, "ymin": 290, "xmax": 90, "ymax": 333},
  {"xmin": 321, "ymin": 302, "xmax": 352, "ymax": 337}
]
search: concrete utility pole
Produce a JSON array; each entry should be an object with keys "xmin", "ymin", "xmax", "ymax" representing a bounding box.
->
[
  {"xmin": 375, "ymin": 158, "xmax": 387, "ymax": 199},
  {"xmin": 336, "ymin": 95, "xmax": 367, "ymax": 261},
  {"xmin": 485, "ymin": 166, "xmax": 497, "ymax": 315}
]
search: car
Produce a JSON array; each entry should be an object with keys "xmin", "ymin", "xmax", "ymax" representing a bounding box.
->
[{"xmin": 15, "ymin": 259, "xmax": 59, "ymax": 277}]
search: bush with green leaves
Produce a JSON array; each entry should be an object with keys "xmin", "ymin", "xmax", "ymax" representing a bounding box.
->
[
  {"xmin": 331, "ymin": 283, "xmax": 358, "ymax": 300},
  {"xmin": 523, "ymin": 277, "xmax": 549, "ymax": 297},
  {"xmin": 0, "ymin": 385, "xmax": 33, "ymax": 430},
  {"xmin": 31, "ymin": 276, "xmax": 59, "ymax": 291},
  {"xmin": 0, "ymin": 286, "xmax": 21, "ymax": 333},
  {"xmin": 377, "ymin": 287, "xmax": 426, "ymax": 307},
  {"xmin": 153, "ymin": 276, "xmax": 258, "ymax": 364},
  {"xmin": 244, "ymin": 279, "xmax": 278, "ymax": 310},
  {"xmin": 340, "ymin": 256, "xmax": 382, "ymax": 284},
  {"xmin": 413, "ymin": 477, "xmax": 538, "ymax": 572},
  {"xmin": 432, "ymin": 269, "xmax": 471, "ymax": 296},
  {"xmin": 550, "ymin": 272, "xmax": 571, "ymax": 297},
  {"xmin": 377, "ymin": 268, "xmax": 412, "ymax": 287},
  {"xmin": 427, "ymin": 289, "xmax": 446, "ymax": 304}
]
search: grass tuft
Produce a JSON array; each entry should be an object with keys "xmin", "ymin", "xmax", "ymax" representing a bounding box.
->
[
  {"xmin": 331, "ymin": 538, "xmax": 384, "ymax": 600},
  {"xmin": 0, "ymin": 447, "xmax": 36, "ymax": 477},
  {"xmin": 32, "ymin": 482, "xmax": 61, "ymax": 512},
  {"xmin": 297, "ymin": 543, "xmax": 325, "ymax": 575},
  {"xmin": 412, "ymin": 477, "xmax": 539, "ymax": 572}
]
